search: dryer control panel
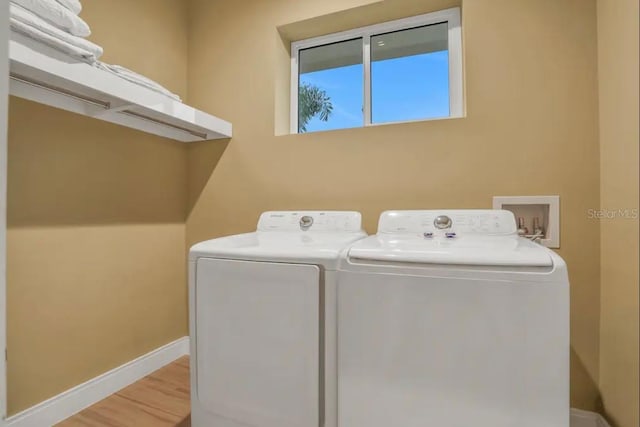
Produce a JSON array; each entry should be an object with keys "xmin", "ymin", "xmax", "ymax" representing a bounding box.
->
[
  {"xmin": 257, "ymin": 211, "xmax": 363, "ymax": 232},
  {"xmin": 378, "ymin": 210, "xmax": 517, "ymax": 235}
]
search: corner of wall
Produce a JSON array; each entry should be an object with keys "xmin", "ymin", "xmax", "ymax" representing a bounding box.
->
[{"xmin": 596, "ymin": 0, "xmax": 640, "ymax": 426}]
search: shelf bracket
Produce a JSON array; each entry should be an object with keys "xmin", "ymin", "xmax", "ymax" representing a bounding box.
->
[{"xmin": 91, "ymin": 102, "xmax": 136, "ymax": 117}]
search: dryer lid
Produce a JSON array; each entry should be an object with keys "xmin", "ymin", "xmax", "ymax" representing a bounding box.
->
[{"xmin": 190, "ymin": 211, "xmax": 366, "ymax": 268}]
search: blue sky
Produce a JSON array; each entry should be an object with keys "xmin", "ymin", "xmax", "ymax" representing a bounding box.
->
[{"xmin": 299, "ymin": 50, "xmax": 450, "ymax": 133}]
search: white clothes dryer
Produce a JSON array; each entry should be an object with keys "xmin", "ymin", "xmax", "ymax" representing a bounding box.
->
[
  {"xmin": 337, "ymin": 210, "xmax": 569, "ymax": 427},
  {"xmin": 189, "ymin": 211, "xmax": 366, "ymax": 427}
]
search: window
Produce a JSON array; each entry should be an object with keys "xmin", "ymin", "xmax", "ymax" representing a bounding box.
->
[{"xmin": 291, "ymin": 8, "xmax": 462, "ymax": 134}]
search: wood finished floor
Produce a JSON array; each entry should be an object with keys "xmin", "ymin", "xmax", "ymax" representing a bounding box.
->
[{"xmin": 56, "ymin": 356, "xmax": 191, "ymax": 427}]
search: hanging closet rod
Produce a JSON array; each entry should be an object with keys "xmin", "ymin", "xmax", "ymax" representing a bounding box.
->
[
  {"xmin": 119, "ymin": 110, "xmax": 208, "ymax": 140},
  {"xmin": 10, "ymin": 73, "xmax": 111, "ymax": 109},
  {"xmin": 9, "ymin": 73, "xmax": 209, "ymax": 140}
]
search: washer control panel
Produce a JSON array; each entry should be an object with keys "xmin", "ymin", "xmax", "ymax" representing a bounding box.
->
[
  {"xmin": 378, "ymin": 210, "xmax": 517, "ymax": 235},
  {"xmin": 257, "ymin": 211, "xmax": 362, "ymax": 232}
]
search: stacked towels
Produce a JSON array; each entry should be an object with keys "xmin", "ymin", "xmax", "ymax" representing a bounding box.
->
[
  {"xmin": 94, "ymin": 63, "xmax": 182, "ymax": 101},
  {"xmin": 9, "ymin": 0, "xmax": 102, "ymax": 61},
  {"xmin": 9, "ymin": 0, "xmax": 182, "ymax": 101}
]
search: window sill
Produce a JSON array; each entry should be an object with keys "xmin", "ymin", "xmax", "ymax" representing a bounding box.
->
[{"xmin": 288, "ymin": 113, "xmax": 465, "ymax": 136}]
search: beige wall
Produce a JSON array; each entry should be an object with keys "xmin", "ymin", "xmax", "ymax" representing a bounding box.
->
[
  {"xmin": 597, "ymin": 0, "xmax": 640, "ymax": 426},
  {"xmin": 84, "ymin": 0, "xmax": 189, "ymax": 100},
  {"xmin": 6, "ymin": 0, "xmax": 190, "ymax": 414},
  {"xmin": 186, "ymin": 0, "xmax": 602, "ymax": 411}
]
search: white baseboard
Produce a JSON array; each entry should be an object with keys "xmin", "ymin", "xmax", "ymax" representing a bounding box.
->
[
  {"xmin": 571, "ymin": 408, "xmax": 612, "ymax": 427},
  {"xmin": 5, "ymin": 336, "xmax": 190, "ymax": 427}
]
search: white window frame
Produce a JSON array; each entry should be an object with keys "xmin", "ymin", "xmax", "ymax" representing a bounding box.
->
[{"xmin": 290, "ymin": 7, "xmax": 463, "ymax": 134}]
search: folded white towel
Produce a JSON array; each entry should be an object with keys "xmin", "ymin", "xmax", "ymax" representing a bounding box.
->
[
  {"xmin": 55, "ymin": 0, "xmax": 81, "ymax": 15},
  {"xmin": 10, "ymin": 4, "xmax": 102, "ymax": 60},
  {"xmin": 10, "ymin": 18, "xmax": 96, "ymax": 62},
  {"xmin": 95, "ymin": 62, "xmax": 182, "ymax": 101},
  {"xmin": 11, "ymin": 0, "xmax": 90, "ymax": 37}
]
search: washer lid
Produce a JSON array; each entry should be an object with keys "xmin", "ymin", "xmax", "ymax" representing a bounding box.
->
[{"xmin": 347, "ymin": 235, "xmax": 553, "ymax": 267}]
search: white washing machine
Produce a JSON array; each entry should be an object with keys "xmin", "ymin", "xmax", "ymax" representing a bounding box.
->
[
  {"xmin": 189, "ymin": 211, "xmax": 366, "ymax": 427},
  {"xmin": 337, "ymin": 210, "xmax": 569, "ymax": 427}
]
